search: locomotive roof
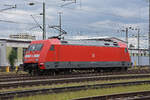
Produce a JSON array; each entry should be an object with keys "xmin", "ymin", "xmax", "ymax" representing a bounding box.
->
[
  {"xmin": 70, "ymin": 37, "xmax": 126, "ymax": 43},
  {"xmin": 60, "ymin": 37, "xmax": 125, "ymax": 47}
]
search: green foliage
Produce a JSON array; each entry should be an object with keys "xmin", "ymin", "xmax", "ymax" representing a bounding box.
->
[{"xmin": 8, "ymin": 49, "xmax": 17, "ymax": 67}]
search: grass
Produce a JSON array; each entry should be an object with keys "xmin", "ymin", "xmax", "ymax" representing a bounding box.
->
[
  {"xmin": 15, "ymin": 84, "xmax": 150, "ymax": 100},
  {"xmin": 1, "ymin": 77, "xmax": 150, "ymax": 93}
]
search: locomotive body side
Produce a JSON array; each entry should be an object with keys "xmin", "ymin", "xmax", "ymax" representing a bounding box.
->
[{"xmin": 44, "ymin": 45, "xmax": 130, "ymax": 69}]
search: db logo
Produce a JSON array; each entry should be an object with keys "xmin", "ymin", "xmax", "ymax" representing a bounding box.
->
[{"xmin": 92, "ymin": 53, "xmax": 95, "ymax": 58}]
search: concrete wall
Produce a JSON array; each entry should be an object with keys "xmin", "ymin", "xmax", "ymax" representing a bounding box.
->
[
  {"xmin": 129, "ymin": 49, "xmax": 150, "ymax": 66},
  {"xmin": 0, "ymin": 42, "xmax": 7, "ymax": 67},
  {"xmin": 6, "ymin": 43, "xmax": 29, "ymax": 66},
  {"xmin": 0, "ymin": 40, "xmax": 30, "ymax": 67},
  {"xmin": 131, "ymin": 56, "xmax": 149, "ymax": 66},
  {"xmin": 6, "ymin": 47, "xmax": 24, "ymax": 66}
]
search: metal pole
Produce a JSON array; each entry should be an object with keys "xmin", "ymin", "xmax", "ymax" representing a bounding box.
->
[
  {"xmin": 59, "ymin": 12, "xmax": 62, "ymax": 36},
  {"xmin": 148, "ymin": 0, "xmax": 150, "ymax": 65},
  {"xmin": 126, "ymin": 28, "xmax": 128, "ymax": 47},
  {"xmin": 137, "ymin": 28, "xmax": 140, "ymax": 66},
  {"xmin": 149, "ymin": 0, "xmax": 150, "ymax": 65},
  {"xmin": 43, "ymin": 2, "xmax": 46, "ymax": 40}
]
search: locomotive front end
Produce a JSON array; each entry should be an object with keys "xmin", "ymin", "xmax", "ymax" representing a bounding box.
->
[
  {"xmin": 23, "ymin": 43, "xmax": 44, "ymax": 75},
  {"xmin": 23, "ymin": 38, "xmax": 61, "ymax": 75}
]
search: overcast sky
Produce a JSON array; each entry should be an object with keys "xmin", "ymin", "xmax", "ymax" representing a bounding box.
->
[{"xmin": 0, "ymin": 0, "xmax": 149, "ymax": 48}]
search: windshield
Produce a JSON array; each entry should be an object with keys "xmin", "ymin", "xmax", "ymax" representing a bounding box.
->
[{"xmin": 27, "ymin": 44, "xmax": 43, "ymax": 51}]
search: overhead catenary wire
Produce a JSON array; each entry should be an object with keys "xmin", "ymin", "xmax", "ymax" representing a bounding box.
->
[
  {"xmin": 0, "ymin": 19, "xmax": 34, "ymax": 25},
  {"xmin": 30, "ymin": 15, "xmax": 43, "ymax": 30},
  {"xmin": 0, "ymin": 4, "xmax": 16, "ymax": 12}
]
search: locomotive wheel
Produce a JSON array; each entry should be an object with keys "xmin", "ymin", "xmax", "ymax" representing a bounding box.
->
[
  {"xmin": 28, "ymin": 70, "xmax": 32, "ymax": 75},
  {"xmin": 121, "ymin": 67, "xmax": 127, "ymax": 71},
  {"xmin": 28, "ymin": 70, "xmax": 35, "ymax": 76}
]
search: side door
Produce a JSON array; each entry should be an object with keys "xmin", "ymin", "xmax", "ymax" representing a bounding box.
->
[
  {"xmin": 52, "ymin": 45, "xmax": 59, "ymax": 68},
  {"xmin": 45, "ymin": 45, "xmax": 57, "ymax": 69}
]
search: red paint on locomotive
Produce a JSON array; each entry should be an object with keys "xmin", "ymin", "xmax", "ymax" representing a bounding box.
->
[{"xmin": 23, "ymin": 37, "xmax": 131, "ymax": 74}]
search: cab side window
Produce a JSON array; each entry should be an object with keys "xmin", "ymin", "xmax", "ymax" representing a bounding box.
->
[
  {"xmin": 125, "ymin": 48, "xmax": 128, "ymax": 53},
  {"xmin": 50, "ymin": 45, "xmax": 55, "ymax": 51}
]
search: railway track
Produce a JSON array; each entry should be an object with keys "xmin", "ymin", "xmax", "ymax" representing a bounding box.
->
[
  {"xmin": 0, "ymin": 69, "xmax": 150, "ymax": 99},
  {"xmin": 1, "ymin": 80, "xmax": 150, "ymax": 100},
  {"xmin": 72, "ymin": 91, "xmax": 150, "ymax": 100},
  {"xmin": 0, "ymin": 68, "xmax": 150, "ymax": 82},
  {"xmin": 1, "ymin": 72, "xmax": 150, "ymax": 83},
  {"xmin": 0, "ymin": 74, "xmax": 29, "ymax": 79},
  {"xmin": 1, "ymin": 74, "xmax": 150, "ymax": 89}
]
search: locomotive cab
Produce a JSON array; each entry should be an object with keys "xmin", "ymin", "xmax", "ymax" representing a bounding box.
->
[
  {"xmin": 23, "ymin": 43, "xmax": 44, "ymax": 74},
  {"xmin": 23, "ymin": 38, "xmax": 61, "ymax": 75},
  {"xmin": 25, "ymin": 43, "xmax": 43, "ymax": 62}
]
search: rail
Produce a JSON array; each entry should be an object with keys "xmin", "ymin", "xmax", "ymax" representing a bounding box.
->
[{"xmin": 1, "ymin": 80, "xmax": 150, "ymax": 99}]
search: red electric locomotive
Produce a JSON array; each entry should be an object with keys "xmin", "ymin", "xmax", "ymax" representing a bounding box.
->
[{"xmin": 23, "ymin": 37, "xmax": 131, "ymax": 75}]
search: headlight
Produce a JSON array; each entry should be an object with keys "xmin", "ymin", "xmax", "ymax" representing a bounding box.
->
[
  {"xmin": 25, "ymin": 55, "xmax": 31, "ymax": 58},
  {"xmin": 34, "ymin": 54, "xmax": 40, "ymax": 57}
]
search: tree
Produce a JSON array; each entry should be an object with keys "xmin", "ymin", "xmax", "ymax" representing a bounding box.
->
[{"xmin": 8, "ymin": 48, "xmax": 17, "ymax": 70}]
